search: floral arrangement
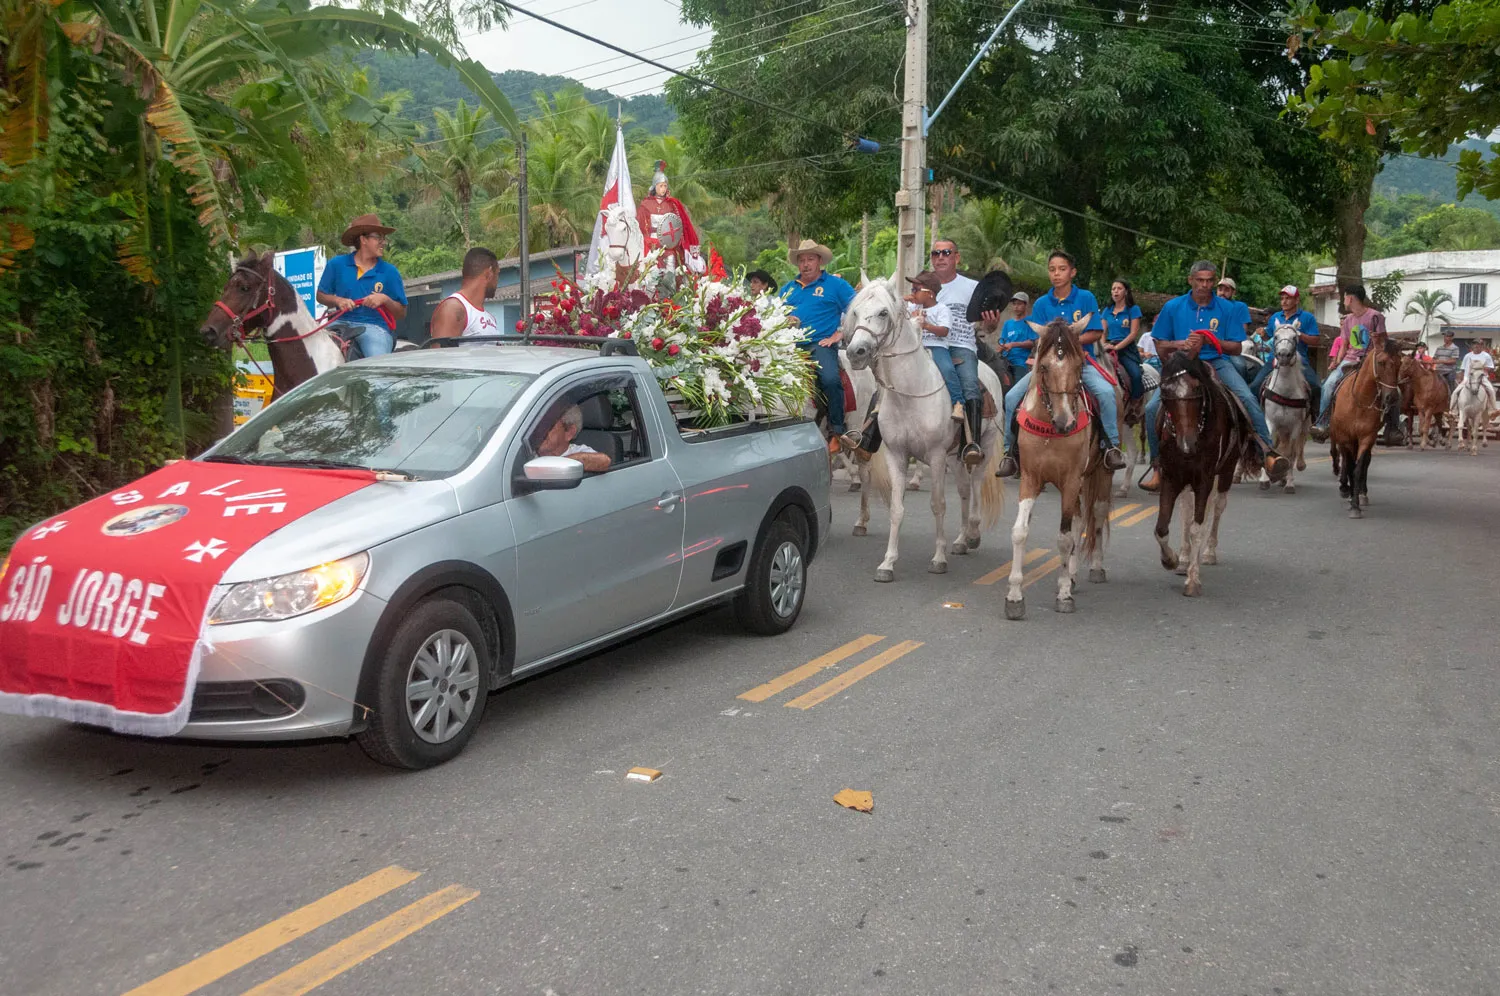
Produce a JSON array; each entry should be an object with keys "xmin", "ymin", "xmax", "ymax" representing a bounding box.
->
[{"xmin": 520, "ymin": 249, "xmax": 814, "ymax": 427}]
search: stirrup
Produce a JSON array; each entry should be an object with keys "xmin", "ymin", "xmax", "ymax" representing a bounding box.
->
[{"xmin": 961, "ymin": 442, "xmax": 984, "ymax": 467}]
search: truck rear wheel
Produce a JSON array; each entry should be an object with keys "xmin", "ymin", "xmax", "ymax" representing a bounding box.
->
[{"xmin": 734, "ymin": 516, "xmax": 807, "ymax": 635}]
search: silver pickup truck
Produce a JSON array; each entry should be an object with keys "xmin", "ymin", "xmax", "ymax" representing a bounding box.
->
[{"xmin": 178, "ymin": 341, "xmax": 831, "ymax": 767}]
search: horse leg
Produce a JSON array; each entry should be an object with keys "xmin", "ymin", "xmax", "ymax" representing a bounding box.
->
[
  {"xmin": 926, "ymin": 448, "xmax": 951, "ymax": 574},
  {"xmin": 907, "ymin": 459, "xmax": 923, "ymax": 491},
  {"xmin": 1356, "ymin": 446, "xmax": 1374, "ymax": 509},
  {"xmin": 950, "ymin": 460, "xmax": 973, "ymax": 556},
  {"xmin": 853, "ymin": 463, "xmax": 870, "ymax": 537},
  {"xmin": 875, "ymin": 447, "xmax": 906, "ymax": 582},
  {"xmin": 1155, "ymin": 481, "xmax": 1180, "ymax": 572},
  {"xmin": 1176, "ymin": 488, "xmax": 1193, "ymax": 576},
  {"xmin": 1055, "ymin": 493, "xmax": 1079, "ymax": 614},
  {"xmin": 1203, "ymin": 484, "xmax": 1229, "ymax": 566},
  {"xmin": 1088, "ymin": 470, "xmax": 1110, "ymax": 584},
  {"xmin": 1183, "ymin": 487, "xmax": 1210, "ymax": 597},
  {"xmin": 1005, "ymin": 484, "xmax": 1037, "ymax": 620}
]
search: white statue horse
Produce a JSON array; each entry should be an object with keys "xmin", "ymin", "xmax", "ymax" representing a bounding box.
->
[
  {"xmin": 842, "ymin": 277, "xmax": 1006, "ymax": 582},
  {"xmin": 598, "ymin": 203, "xmax": 644, "ymax": 276},
  {"xmin": 1259, "ymin": 326, "xmax": 1312, "ymax": 494},
  {"xmin": 1449, "ymin": 364, "xmax": 1495, "ymax": 456}
]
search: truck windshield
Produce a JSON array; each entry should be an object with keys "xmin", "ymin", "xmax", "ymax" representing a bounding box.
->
[{"xmin": 207, "ymin": 365, "xmax": 535, "ymax": 479}]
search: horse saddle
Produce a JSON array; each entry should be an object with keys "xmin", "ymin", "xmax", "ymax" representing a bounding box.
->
[
  {"xmin": 324, "ymin": 321, "xmax": 367, "ymax": 362},
  {"xmin": 839, "ymin": 368, "xmax": 858, "ymax": 413}
]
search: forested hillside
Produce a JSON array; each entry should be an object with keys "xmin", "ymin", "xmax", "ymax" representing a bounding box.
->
[{"xmin": 358, "ymin": 53, "xmax": 676, "ymax": 136}]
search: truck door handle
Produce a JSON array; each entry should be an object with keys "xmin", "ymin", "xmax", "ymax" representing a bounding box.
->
[{"xmin": 656, "ymin": 492, "xmax": 681, "ymax": 511}]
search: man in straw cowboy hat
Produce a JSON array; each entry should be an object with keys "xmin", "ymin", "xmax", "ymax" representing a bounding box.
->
[
  {"xmin": 781, "ymin": 239, "xmax": 856, "ymax": 454},
  {"xmin": 316, "ymin": 213, "xmax": 408, "ymax": 357}
]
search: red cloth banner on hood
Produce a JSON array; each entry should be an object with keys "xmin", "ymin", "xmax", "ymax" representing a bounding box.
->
[{"xmin": 0, "ymin": 462, "xmax": 376, "ymax": 736}]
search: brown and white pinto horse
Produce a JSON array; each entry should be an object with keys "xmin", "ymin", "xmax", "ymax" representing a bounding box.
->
[
  {"xmin": 1329, "ymin": 335, "xmax": 1403, "ymax": 518},
  {"xmin": 1003, "ymin": 315, "xmax": 1116, "ymax": 619},
  {"xmin": 1152, "ymin": 349, "xmax": 1259, "ymax": 597},
  {"xmin": 199, "ymin": 250, "xmax": 345, "ymax": 399}
]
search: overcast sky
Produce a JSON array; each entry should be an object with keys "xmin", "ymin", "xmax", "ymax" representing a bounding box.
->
[{"xmin": 462, "ymin": 0, "xmax": 707, "ymax": 96}]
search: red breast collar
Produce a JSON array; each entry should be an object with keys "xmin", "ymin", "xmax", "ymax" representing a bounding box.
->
[{"xmin": 1018, "ymin": 405, "xmax": 1092, "ymax": 438}]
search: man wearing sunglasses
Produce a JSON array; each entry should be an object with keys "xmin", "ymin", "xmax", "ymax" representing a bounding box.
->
[
  {"xmin": 316, "ymin": 213, "xmax": 408, "ymax": 358},
  {"xmin": 928, "ymin": 239, "xmax": 987, "ymax": 465}
]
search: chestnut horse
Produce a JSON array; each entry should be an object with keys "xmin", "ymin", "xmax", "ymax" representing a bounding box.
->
[
  {"xmin": 1003, "ymin": 315, "xmax": 1116, "ymax": 619},
  {"xmin": 199, "ymin": 249, "xmax": 345, "ymax": 399},
  {"xmin": 1152, "ymin": 350, "xmax": 1258, "ymax": 597},
  {"xmin": 1328, "ymin": 335, "xmax": 1403, "ymax": 518},
  {"xmin": 1399, "ymin": 355, "xmax": 1451, "ymax": 449}
]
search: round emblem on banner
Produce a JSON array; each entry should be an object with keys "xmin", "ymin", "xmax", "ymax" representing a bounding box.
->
[{"xmin": 101, "ymin": 504, "xmax": 190, "ymax": 537}]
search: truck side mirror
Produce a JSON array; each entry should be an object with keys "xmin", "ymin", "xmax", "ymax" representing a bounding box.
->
[{"xmin": 514, "ymin": 456, "xmax": 584, "ymax": 493}]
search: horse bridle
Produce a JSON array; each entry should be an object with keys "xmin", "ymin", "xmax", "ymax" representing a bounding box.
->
[
  {"xmin": 213, "ymin": 267, "xmax": 277, "ymax": 341},
  {"xmin": 1159, "ymin": 368, "xmax": 1209, "ymax": 436},
  {"xmin": 852, "ymin": 311, "xmax": 946, "ymax": 398},
  {"xmin": 1033, "ymin": 346, "xmax": 1084, "ymax": 420}
]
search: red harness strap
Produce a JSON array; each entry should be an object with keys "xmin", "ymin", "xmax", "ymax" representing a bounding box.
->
[
  {"xmin": 1018, "ymin": 405, "xmax": 1093, "ymax": 438},
  {"xmin": 1085, "ymin": 351, "xmax": 1118, "ymax": 386}
]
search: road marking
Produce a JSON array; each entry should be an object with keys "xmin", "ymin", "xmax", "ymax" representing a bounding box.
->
[
  {"xmin": 1119, "ymin": 506, "xmax": 1157, "ymax": 528},
  {"xmin": 783, "ymin": 640, "xmax": 924, "ymax": 710},
  {"xmin": 737, "ymin": 634, "xmax": 886, "ymax": 702},
  {"xmin": 123, "ymin": 866, "xmax": 421, "ymax": 996},
  {"xmin": 238, "ymin": 885, "xmax": 479, "ymax": 996},
  {"xmin": 973, "ymin": 548, "xmax": 1049, "ymax": 586}
]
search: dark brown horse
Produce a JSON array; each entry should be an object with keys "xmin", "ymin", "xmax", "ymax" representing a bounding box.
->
[
  {"xmin": 1329, "ymin": 336, "xmax": 1403, "ymax": 518},
  {"xmin": 199, "ymin": 250, "xmax": 346, "ymax": 399},
  {"xmin": 1152, "ymin": 349, "xmax": 1258, "ymax": 597}
]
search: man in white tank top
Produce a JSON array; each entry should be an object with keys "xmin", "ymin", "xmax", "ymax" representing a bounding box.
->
[{"xmin": 429, "ymin": 247, "xmax": 501, "ymax": 340}]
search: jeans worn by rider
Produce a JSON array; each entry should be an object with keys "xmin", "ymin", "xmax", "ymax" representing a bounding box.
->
[
  {"xmin": 1103, "ymin": 304, "xmax": 1144, "ymax": 400},
  {"xmin": 916, "ymin": 301, "xmax": 965, "ymax": 407},
  {"xmin": 1002, "ymin": 286, "xmax": 1120, "ymax": 455},
  {"xmin": 781, "ymin": 271, "xmax": 855, "ymax": 436}
]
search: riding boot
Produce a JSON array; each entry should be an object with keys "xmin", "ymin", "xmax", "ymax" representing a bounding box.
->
[
  {"xmin": 995, "ymin": 414, "xmax": 1020, "ymax": 477},
  {"xmin": 1261, "ymin": 445, "xmax": 1291, "ymax": 483},
  {"xmin": 845, "ymin": 413, "xmax": 881, "ymax": 456},
  {"xmin": 1103, "ymin": 446, "xmax": 1126, "ymax": 472},
  {"xmin": 961, "ymin": 399, "xmax": 984, "ymax": 468},
  {"xmin": 1139, "ymin": 463, "xmax": 1162, "ymax": 493}
]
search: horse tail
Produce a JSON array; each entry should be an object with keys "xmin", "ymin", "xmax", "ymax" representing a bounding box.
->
[
  {"xmin": 867, "ymin": 446, "xmax": 895, "ymax": 507},
  {"xmin": 977, "ymin": 443, "xmax": 1006, "ymax": 532},
  {"xmin": 1081, "ymin": 455, "xmax": 1112, "ymax": 564}
]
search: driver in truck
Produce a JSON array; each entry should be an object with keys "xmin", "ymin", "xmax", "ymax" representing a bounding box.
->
[{"xmin": 537, "ymin": 404, "xmax": 612, "ymax": 473}]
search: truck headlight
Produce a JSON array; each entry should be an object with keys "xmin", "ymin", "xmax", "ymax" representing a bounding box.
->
[{"xmin": 208, "ymin": 552, "xmax": 369, "ymax": 625}]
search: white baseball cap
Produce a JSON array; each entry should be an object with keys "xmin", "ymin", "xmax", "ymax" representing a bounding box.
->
[
  {"xmin": 1217, "ymin": 276, "xmax": 1237, "ymax": 291},
  {"xmin": 1279, "ymin": 284, "xmax": 1299, "ymax": 297},
  {"xmin": 1011, "ymin": 291, "xmax": 1030, "ymax": 304}
]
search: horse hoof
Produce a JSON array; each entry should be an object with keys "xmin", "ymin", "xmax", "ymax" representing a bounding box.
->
[
  {"xmin": 1258, "ymin": 480, "xmax": 1270, "ymax": 491},
  {"xmin": 1201, "ymin": 552, "xmax": 1217, "ymax": 566},
  {"xmin": 1004, "ymin": 599, "xmax": 1026, "ymax": 620},
  {"xmin": 906, "ymin": 481, "xmax": 921, "ymax": 491},
  {"xmin": 848, "ymin": 482, "xmax": 862, "ymax": 493},
  {"xmin": 1088, "ymin": 568, "xmax": 1107, "ymax": 583},
  {"xmin": 1175, "ymin": 565, "xmax": 1188, "ymax": 577},
  {"xmin": 949, "ymin": 541, "xmax": 968, "ymax": 556},
  {"xmin": 1339, "ymin": 486, "xmax": 1352, "ymax": 498},
  {"xmin": 928, "ymin": 561, "xmax": 948, "ymax": 575},
  {"xmin": 1055, "ymin": 598, "xmax": 1076, "ymax": 614},
  {"xmin": 1348, "ymin": 508, "xmax": 1363, "ymax": 519},
  {"xmin": 1183, "ymin": 581, "xmax": 1202, "ymax": 597},
  {"xmin": 852, "ymin": 525, "xmax": 868, "ymax": 537},
  {"xmin": 874, "ymin": 568, "xmax": 894, "ymax": 583},
  {"xmin": 1283, "ymin": 485, "xmax": 1296, "ymax": 495},
  {"xmin": 966, "ymin": 535, "xmax": 981, "ymax": 550},
  {"xmin": 1296, "ymin": 458, "xmax": 1307, "ymax": 471},
  {"xmin": 1360, "ymin": 494, "xmax": 1369, "ymax": 507},
  {"xmin": 1160, "ymin": 554, "xmax": 1178, "ymax": 572}
]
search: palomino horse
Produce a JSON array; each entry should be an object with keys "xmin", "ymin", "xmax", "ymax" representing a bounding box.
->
[
  {"xmin": 1329, "ymin": 336, "xmax": 1403, "ymax": 517},
  {"xmin": 842, "ymin": 278, "xmax": 1005, "ymax": 582},
  {"xmin": 1259, "ymin": 326, "xmax": 1312, "ymax": 494},
  {"xmin": 1449, "ymin": 364, "xmax": 1496, "ymax": 456},
  {"xmin": 1003, "ymin": 316, "xmax": 1116, "ymax": 619},
  {"xmin": 1399, "ymin": 356, "xmax": 1451, "ymax": 449},
  {"xmin": 1153, "ymin": 349, "xmax": 1259, "ymax": 597},
  {"xmin": 200, "ymin": 250, "xmax": 345, "ymax": 398}
]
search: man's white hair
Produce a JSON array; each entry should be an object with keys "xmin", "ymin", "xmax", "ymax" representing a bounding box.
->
[{"xmin": 560, "ymin": 405, "xmax": 583, "ymax": 431}]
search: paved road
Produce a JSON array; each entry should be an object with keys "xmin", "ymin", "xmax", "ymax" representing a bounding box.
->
[{"xmin": 2, "ymin": 443, "xmax": 1497, "ymax": 996}]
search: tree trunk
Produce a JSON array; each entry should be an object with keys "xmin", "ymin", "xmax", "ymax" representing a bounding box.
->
[
  {"xmin": 1059, "ymin": 209, "xmax": 1092, "ymax": 288},
  {"xmin": 1333, "ymin": 149, "xmax": 1378, "ymax": 299}
]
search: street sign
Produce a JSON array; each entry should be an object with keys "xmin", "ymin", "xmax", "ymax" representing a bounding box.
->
[{"xmin": 273, "ymin": 246, "xmax": 326, "ymax": 315}]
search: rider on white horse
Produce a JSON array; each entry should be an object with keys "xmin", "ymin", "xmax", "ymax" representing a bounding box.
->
[
  {"xmin": 996, "ymin": 250, "xmax": 1126, "ymax": 478},
  {"xmin": 1248, "ymin": 285, "xmax": 1322, "ymax": 412},
  {"xmin": 1455, "ymin": 339, "xmax": 1496, "ymax": 408}
]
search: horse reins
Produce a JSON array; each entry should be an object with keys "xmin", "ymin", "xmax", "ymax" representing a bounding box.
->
[
  {"xmin": 854, "ymin": 316, "xmax": 949, "ymax": 399},
  {"xmin": 214, "ymin": 267, "xmax": 374, "ymax": 380}
]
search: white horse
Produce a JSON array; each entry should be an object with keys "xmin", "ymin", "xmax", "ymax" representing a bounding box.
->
[
  {"xmin": 598, "ymin": 203, "xmax": 644, "ymax": 276},
  {"xmin": 842, "ymin": 278, "xmax": 1006, "ymax": 581},
  {"xmin": 1259, "ymin": 326, "xmax": 1312, "ymax": 493},
  {"xmin": 1449, "ymin": 364, "xmax": 1495, "ymax": 456}
]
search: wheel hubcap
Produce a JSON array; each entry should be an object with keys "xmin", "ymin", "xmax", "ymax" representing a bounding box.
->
[
  {"xmin": 405, "ymin": 629, "xmax": 480, "ymax": 744},
  {"xmin": 768, "ymin": 541, "xmax": 804, "ymax": 618}
]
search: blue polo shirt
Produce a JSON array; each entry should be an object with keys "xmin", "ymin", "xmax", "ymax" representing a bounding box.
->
[
  {"xmin": 1265, "ymin": 309, "xmax": 1319, "ymax": 363},
  {"xmin": 999, "ymin": 318, "xmax": 1038, "ymax": 366},
  {"xmin": 1103, "ymin": 304, "xmax": 1142, "ymax": 342},
  {"xmin": 1151, "ymin": 292, "xmax": 1246, "ymax": 359},
  {"xmin": 780, "ymin": 271, "xmax": 856, "ymax": 344},
  {"xmin": 1029, "ymin": 286, "xmax": 1104, "ymax": 356},
  {"xmin": 316, "ymin": 252, "xmax": 407, "ymax": 330}
]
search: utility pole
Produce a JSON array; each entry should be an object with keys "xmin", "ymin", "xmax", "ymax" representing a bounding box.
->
[
  {"xmin": 518, "ymin": 130, "xmax": 531, "ymax": 327},
  {"xmin": 894, "ymin": 0, "xmax": 927, "ymax": 285},
  {"xmin": 860, "ymin": 212, "xmax": 870, "ymax": 276}
]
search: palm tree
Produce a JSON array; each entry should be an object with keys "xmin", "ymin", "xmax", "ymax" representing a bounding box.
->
[
  {"xmin": 415, "ymin": 100, "xmax": 510, "ymax": 248},
  {"xmin": 943, "ymin": 198, "xmax": 1048, "ymax": 285},
  {"xmin": 1404, "ymin": 288, "xmax": 1454, "ymax": 340}
]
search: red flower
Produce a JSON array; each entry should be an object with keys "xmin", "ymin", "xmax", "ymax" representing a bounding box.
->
[
  {"xmin": 560, "ymin": 299, "xmax": 574, "ymax": 313},
  {"xmin": 621, "ymin": 331, "xmax": 632, "ymax": 339},
  {"xmin": 651, "ymin": 337, "xmax": 666, "ymax": 351},
  {"xmin": 514, "ymin": 320, "xmax": 526, "ymax": 332},
  {"xmin": 667, "ymin": 344, "xmax": 680, "ymax": 357},
  {"xmin": 750, "ymin": 358, "xmax": 761, "ymax": 372}
]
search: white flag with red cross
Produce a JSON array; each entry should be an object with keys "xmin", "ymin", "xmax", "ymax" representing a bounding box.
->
[{"xmin": 584, "ymin": 123, "xmax": 636, "ymax": 275}]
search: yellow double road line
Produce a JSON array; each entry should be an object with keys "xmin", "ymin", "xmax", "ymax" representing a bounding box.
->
[
  {"xmin": 122, "ymin": 866, "xmax": 477, "ymax": 996},
  {"xmin": 738, "ymin": 635, "xmax": 923, "ymax": 709},
  {"xmin": 973, "ymin": 503, "xmax": 1146, "ymax": 586}
]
